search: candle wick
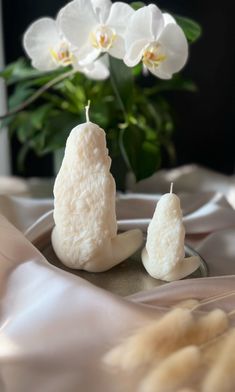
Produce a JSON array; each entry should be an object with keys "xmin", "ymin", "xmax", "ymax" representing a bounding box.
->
[
  {"xmin": 85, "ymin": 100, "xmax": 91, "ymax": 122},
  {"xmin": 170, "ymin": 182, "xmax": 174, "ymax": 194}
]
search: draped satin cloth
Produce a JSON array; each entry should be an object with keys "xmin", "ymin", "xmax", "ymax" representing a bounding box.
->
[{"xmin": 1, "ymin": 165, "xmax": 235, "ymax": 392}]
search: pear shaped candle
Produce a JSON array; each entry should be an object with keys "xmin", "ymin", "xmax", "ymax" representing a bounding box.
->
[
  {"xmin": 51, "ymin": 105, "xmax": 143, "ymax": 272},
  {"xmin": 142, "ymin": 184, "xmax": 200, "ymax": 281}
]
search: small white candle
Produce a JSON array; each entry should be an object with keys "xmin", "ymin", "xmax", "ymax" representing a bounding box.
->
[
  {"xmin": 142, "ymin": 183, "xmax": 200, "ymax": 281},
  {"xmin": 51, "ymin": 103, "xmax": 143, "ymax": 272}
]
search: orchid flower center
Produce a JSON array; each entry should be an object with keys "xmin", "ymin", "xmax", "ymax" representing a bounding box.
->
[
  {"xmin": 90, "ymin": 25, "xmax": 116, "ymax": 51},
  {"xmin": 142, "ymin": 43, "xmax": 166, "ymax": 68},
  {"xmin": 50, "ymin": 41, "xmax": 73, "ymax": 66}
]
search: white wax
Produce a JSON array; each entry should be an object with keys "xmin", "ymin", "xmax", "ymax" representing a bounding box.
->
[
  {"xmin": 142, "ymin": 192, "xmax": 200, "ymax": 281},
  {"xmin": 51, "ymin": 121, "xmax": 143, "ymax": 272}
]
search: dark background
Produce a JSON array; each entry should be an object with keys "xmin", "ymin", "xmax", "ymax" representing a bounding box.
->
[{"xmin": 2, "ymin": 0, "xmax": 235, "ymax": 177}]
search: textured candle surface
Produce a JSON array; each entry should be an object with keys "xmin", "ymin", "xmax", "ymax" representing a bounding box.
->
[
  {"xmin": 52, "ymin": 121, "xmax": 142, "ymax": 272},
  {"xmin": 142, "ymin": 192, "xmax": 200, "ymax": 281}
]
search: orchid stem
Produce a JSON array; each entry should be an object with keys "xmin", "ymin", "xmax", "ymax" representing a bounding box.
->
[
  {"xmin": 109, "ymin": 67, "xmax": 127, "ymax": 119},
  {"xmin": 0, "ymin": 69, "xmax": 76, "ymax": 120}
]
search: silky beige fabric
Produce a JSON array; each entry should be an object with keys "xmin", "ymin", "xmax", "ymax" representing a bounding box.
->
[
  {"xmin": 1, "ymin": 214, "xmax": 235, "ymax": 392},
  {"xmin": 1, "ymin": 165, "xmax": 235, "ymax": 391},
  {"xmin": 0, "ymin": 214, "xmax": 167, "ymax": 392},
  {"xmin": 0, "ymin": 176, "xmax": 29, "ymax": 197}
]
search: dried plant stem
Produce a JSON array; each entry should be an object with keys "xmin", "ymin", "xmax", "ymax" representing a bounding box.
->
[
  {"xmin": 191, "ymin": 290, "xmax": 235, "ymax": 311},
  {"xmin": 0, "ymin": 69, "xmax": 76, "ymax": 120}
]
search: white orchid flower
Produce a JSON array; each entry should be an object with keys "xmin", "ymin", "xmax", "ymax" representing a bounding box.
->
[
  {"xmin": 23, "ymin": 16, "xmax": 109, "ymax": 80},
  {"xmin": 59, "ymin": 0, "xmax": 134, "ymax": 65},
  {"xmin": 23, "ymin": 17, "xmax": 74, "ymax": 71},
  {"xmin": 124, "ymin": 5, "xmax": 188, "ymax": 80}
]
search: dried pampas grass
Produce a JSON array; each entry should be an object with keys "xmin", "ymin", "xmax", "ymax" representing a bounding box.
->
[
  {"xmin": 202, "ymin": 328, "xmax": 235, "ymax": 392},
  {"xmin": 139, "ymin": 346, "xmax": 201, "ymax": 392},
  {"xmin": 103, "ymin": 308, "xmax": 194, "ymax": 370},
  {"xmin": 104, "ymin": 308, "xmax": 228, "ymax": 372},
  {"xmin": 184, "ymin": 309, "xmax": 229, "ymax": 346},
  {"xmin": 103, "ymin": 293, "xmax": 235, "ymax": 392}
]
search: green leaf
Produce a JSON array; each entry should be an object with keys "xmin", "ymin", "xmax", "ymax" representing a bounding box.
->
[
  {"xmin": 174, "ymin": 15, "xmax": 202, "ymax": 43},
  {"xmin": 7, "ymin": 103, "xmax": 53, "ymax": 149},
  {"xmin": 132, "ymin": 63, "xmax": 143, "ymax": 77},
  {"xmin": 17, "ymin": 113, "xmax": 34, "ymax": 142},
  {"xmin": 17, "ymin": 142, "xmax": 31, "ymax": 172},
  {"xmin": 90, "ymin": 101, "xmax": 110, "ymax": 128},
  {"xmin": 131, "ymin": 1, "xmax": 146, "ymax": 10},
  {"xmin": 21, "ymin": 69, "xmax": 68, "ymax": 88},
  {"xmin": 30, "ymin": 131, "xmax": 47, "ymax": 152},
  {"xmin": 0, "ymin": 58, "xmax": 43, "ymax": 84},
  {"xmin": 43, "ymin": 111, "xmax": 80, "ymax": 153},
  {"xmin": 30, "ymin": 103, "xmax": 53, "ymax": 130},
  {"xmin": 0, "ymin": 57, "xmax": 67, "ymax": 86},
  {"xmin": 9, "ymin": 83, "xmax": 35, "ymax": 109},
  {"xmin": 109, "ymin": 57, "xmax": 134, "ymax": 113},
  {"xmin": 120, "ymin": 124, "xmax": 161, "ymax": 181}
]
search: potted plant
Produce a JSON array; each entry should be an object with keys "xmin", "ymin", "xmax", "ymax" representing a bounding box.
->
[{"xmin": 0, "ymin": 0, "xmax": 201, "ymax": 186}]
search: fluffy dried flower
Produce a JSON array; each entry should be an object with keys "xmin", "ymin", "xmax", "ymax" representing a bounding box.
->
[
  {"xmin": 202, "ymin": 328, "xmax": 235, "ymax": 392},
  {"xmin": 139, "ymin": 346, "xmax": 201, "ymax": 392},
  {"xmin": 103, "ymin": 308, "xmax": 194, "ymax": 370}
]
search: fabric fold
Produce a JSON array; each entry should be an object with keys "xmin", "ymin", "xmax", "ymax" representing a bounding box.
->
[{"xmin": 1, "ymin": 165, "xmax": 235, "ymax": 391}]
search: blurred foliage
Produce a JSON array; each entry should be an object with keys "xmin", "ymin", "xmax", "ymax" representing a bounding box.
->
[
  {"xmin": 175, "ymin": 15, "xmax": 202, "ymax": 43},
  {"xmin": 0, "ymin": 10, "xmax": 201, "ymax": 181}
]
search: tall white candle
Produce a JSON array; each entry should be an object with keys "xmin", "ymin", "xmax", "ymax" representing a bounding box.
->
[
  {"xmin": 52, "ymin": 104, "xmax": 143, "ymax": 272},
  {"xmin": 142, "ymin": 184, "xmax": 200, "ymax": 281}
]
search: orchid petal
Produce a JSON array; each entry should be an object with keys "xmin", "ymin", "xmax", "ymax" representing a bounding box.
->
[
  {"xmin": 125, "ymin": 5, "xmax": 163, "ymax": 51},
  {"xmin": 91, "ymin": 0, "xmax": 112, "ymax": 23},
  {"xmin": 106, "ymin": 2, "xmax": 135, "ymax": 36},
  {"xmin": 124, "ymin": 39, "xmax": 149, "ymax": 67},
  {"xmin": 148, "ymin": 66, "xmax": 172, "ymax": 80},
  {"xmin": 148, "ymin": 4, "xmax": 165, "ymax": 40},
  {"xmin": 23, "ymin": 17, "xmax": 61, "ymax": 71},
  {"xmin": 77, "ymin": 46, "xmax": 100, "ymax": 66},
  {"xmin": 31, "ymin": 58, "xmax": 58, "ymax": 71},
  {"xmin": 83, "ymin": 59, "xmax": 110, "ymax": 80},
  {"xmin": 59, "ymin": 0, "xmax": 98, "ymax": 49},
  {"xmin": 163, "ymin": 13, "xmax": 176, "ymax": 27},
  {"xmin": 100, "ymin": 53, "xmax": 110, "ymax": 68},
  {"xmin": 156, "ymin": 52, "xmax": 188, "ymax": 79},
  {"xmin": 108, "ymin": 35, "xmax": 126, "ymax": 59},
  {"xmin": 159, "ymin": 23, "xmax": 188, "ymax": 70}
]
